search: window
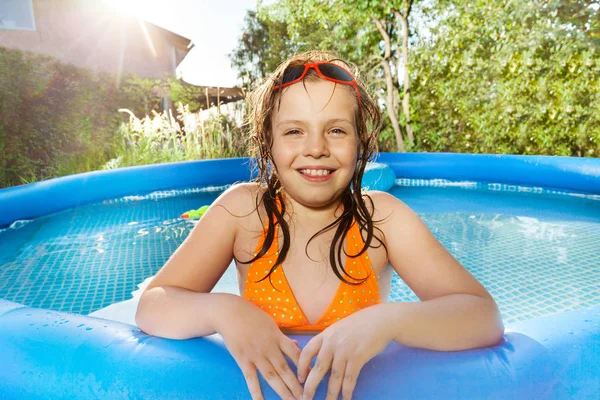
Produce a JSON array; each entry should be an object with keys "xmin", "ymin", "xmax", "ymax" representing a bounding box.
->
[{"xmin": 0, "ymin": 0, "xmax": 36, "ymax": 31}]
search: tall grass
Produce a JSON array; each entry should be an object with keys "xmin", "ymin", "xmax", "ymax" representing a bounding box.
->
[{"xmin": 103, "ymin": 103, "xmax": 248, "ymax": 170}]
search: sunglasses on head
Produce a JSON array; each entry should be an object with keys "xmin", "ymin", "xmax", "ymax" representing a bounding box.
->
[{"xmin": 274, "ymin": 62, "xmax": 361, "ymax": 103}]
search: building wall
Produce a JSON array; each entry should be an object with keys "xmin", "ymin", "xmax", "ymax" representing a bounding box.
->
[{"xmin": 0, "ymin": 0, "xmax": 189, "ymax": 78}]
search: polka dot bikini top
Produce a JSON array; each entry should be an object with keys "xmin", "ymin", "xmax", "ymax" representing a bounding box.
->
[{"xmin": 243, "ymin": 218, "xmax": 382, "ymax": 331}]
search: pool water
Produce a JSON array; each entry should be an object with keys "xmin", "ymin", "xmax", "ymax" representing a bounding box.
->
[{"xmin": 1, "ymin": 181, "xmax": 599, "ymax": 324}]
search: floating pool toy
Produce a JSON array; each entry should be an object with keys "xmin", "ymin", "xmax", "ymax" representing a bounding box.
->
[{"xmin": 180, "ymin": 205, "xmax": 209, "ymax": 220}]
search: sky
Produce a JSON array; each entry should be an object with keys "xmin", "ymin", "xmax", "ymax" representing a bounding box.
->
[{"xmin": 106, "ymin": 0, "xmax": 258, "ymax": 87}]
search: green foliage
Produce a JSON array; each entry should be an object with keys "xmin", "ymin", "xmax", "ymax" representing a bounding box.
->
[
  {"xmin": 0, "ymin": 47, "xmax": 239, "ymax": 188},
  {"xmin": 247, "ymin": 0, "xmax": 423, "ymax": 151},
  {"xmin": 119, "ymin": 75, "xmax": 164, "ymax": 117},
  {"xmin": 542, "ymin": 0, "xmax": 600, "ymax": 45},
  {"xmin": 0, "ymin": 47, "xmax": 123, "ymax": 187},
  {"xmin": 229, "ymin": 7, "xmax": 379, "ymax": 89},
  {"xmin": 410, "ymin": 0, "xmax": 600, "ymax": 156},
  {"xmin": 3, "ymin": 0, "xmax": 598, "ymax": 190},
  {"xmin": 237, "ymin": 0, "xmax": 600, "ymax": 157},
  {"xmin": 262, "ymin": 0, "xmax": 389, "ymax": 71},
  {"xmin": 230, "ymin": 10, "xmax": 294, "ymax": 88},
  {"xmin": 167, "ymin": 79, "xmax": 207, "ymax": 113}
]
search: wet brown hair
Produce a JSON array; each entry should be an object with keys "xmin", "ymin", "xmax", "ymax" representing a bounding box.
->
[{"xmin": 242, "ymin": 50, "xmax": 385, "ymax": 288}]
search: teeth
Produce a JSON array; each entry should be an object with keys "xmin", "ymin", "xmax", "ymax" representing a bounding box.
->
[{"xmin": 300, "ymin": 169, "xmax": 331, "ymax": 176}]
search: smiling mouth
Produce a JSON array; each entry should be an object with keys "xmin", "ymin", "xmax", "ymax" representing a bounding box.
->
[{"xmin": 298, "ymin": 169, "xmax": 335, "ymax": 177}]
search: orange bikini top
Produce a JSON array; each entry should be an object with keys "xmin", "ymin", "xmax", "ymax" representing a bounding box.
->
[{"xmin": 243, "ymin": 217, "xmax": 382, "ymax": 331}]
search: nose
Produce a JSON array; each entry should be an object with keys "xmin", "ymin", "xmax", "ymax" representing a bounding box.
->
[{"xmin": 302, "ymin": 132, "xmax": 330, "ymax": 158}]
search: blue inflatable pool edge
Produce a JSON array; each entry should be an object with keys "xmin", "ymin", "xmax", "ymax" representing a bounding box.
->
[
  {"xmin": 0, "ymin": 299, "xmax": 598, "ymax": 399},
  {"xmin": 0, "ymin": 159, "xmax": 396, "ymax": 229},
  {"xmin": 1, "ymin": 153, "xmax": 600, "ymax": 399}
]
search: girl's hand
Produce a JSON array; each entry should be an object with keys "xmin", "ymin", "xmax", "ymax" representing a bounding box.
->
[
  {"xmin": 297, "ymin": 305, "xmax": 394, "ymax": 400},
  {"xmin": 217, "ymin": 299, "xmax": 304, "ymax": 400}
]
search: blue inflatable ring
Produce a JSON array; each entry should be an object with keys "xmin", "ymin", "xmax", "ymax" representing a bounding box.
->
[{"xmin": 1, "ymin": 299, "xmax": 598, "ymax": 399}]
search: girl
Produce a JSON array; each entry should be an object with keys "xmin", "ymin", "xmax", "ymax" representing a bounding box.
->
[{"xmin": 135, "ymin": 50, "xmax": 504, "ymax": 400}]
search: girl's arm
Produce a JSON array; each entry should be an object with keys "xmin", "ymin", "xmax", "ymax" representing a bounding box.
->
[
  {"xmin": 136, "ymin": 288, "xmax": 249, "ymax": 339},
  {"xmin": 135, "ymin": 183, "xmax": 248, "ymax": 339},
  {"xmin": 372, "ymin": 191, "xmax": 504, "ymax": 351},
  {"xmin": 136, "ymin": 183, "xmax": 305, "ymax": 400}
]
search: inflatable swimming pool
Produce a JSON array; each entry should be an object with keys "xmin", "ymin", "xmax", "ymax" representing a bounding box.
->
[{"xmin": 1, "ymin": 153, "xmax": 599, "ymax": 399}]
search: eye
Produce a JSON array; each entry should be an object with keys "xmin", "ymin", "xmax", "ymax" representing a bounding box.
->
[
  {"xmin": 330, "ymin": 128, "xmax": 346, "ymax": 135},
  {"xmin": 285, "ymin": 129, "xmax": 302, "ymax": 135}
]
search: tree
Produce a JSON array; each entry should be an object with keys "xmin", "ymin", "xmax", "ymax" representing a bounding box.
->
[
  {"xmin": 231, "ymin": 0, "xmax": 600, "ymax": 156},
  {"xmin": 271, "ymin": 0, "xmax": 421, "ymax": 152},
  {"xmin": 409, "ymin": 0, "xmax": 600, "ymax": 156},
  {"xmin": 537, "ymin": 0, "xmax": 600, "ymax": 45},
  {"xmin": 229, "ymin": 9, "xmax": 340, "ymax": 90},
  {"xmin": 229, "ymin": 10, "xmax": 292, "ymax": 89}
]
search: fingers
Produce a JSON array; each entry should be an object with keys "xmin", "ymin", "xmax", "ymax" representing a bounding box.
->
[
  {"xmin": 297, "ymin": 335, "xmax": 322, "ymax": 383},
  {"xmin": 302, "ymin": 348, "xmax": 333, "ymax": 400},
  {"xmin": 240, "ymin": 365, "xmax": 264, "ymax": 400},
  {"xmin": 234, "ymin": 335, "xmax": 303, "ymax": 400},
  {"xmin": 340, "ymin": 362, "xmax": 363, "ymax": 400},
  {"xmin": 268, "ymin": 351, "xmax": 304, "ymax": 400},
  {"xmin": 280, "ymin": 336, "xmax": 302, "ymax": 368},
  {"xmin": 325, "ymin": 357, "xmax": 346, "ymax": 400},
  {"xmin": 255, "ymin": 358, "xmax": 298, "ymax": 400}
]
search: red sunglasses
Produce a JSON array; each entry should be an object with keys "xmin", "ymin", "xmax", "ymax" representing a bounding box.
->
[{"xmin": 274, "ymin": 62, "xmax": 361, "ymax": 103}]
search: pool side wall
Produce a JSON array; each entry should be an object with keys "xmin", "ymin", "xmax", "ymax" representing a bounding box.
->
[
  {"xmin": 1, "ymin": 153, "xmax": 599, "ymax": 229},
  {"xmin": 378, "ymin": 153, "xmax": 600, "ymax": 194},
  {"xmin": 0, "ymin": 153, "xmax": 599, "ymax": 399}
]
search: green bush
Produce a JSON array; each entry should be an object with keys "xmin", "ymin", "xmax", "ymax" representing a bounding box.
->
[
  {"xmin": 409, "ymin": 1, "xmax": 600, "ymax": 156},
  {"xmin": 0, "ymin": 47, "xmax": 153, "ymax": 187},
  {"xmin": 0, "ymin": 47, "xmax": 229, "ymax": 188},
  {"xmin": 241, "ymin": 1, "xmax": 599, "ymax": 157}
]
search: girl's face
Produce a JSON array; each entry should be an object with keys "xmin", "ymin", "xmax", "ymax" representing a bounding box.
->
[{"xmin": 270, "ymin": 79, "xmax": 358, "ymax": 209}]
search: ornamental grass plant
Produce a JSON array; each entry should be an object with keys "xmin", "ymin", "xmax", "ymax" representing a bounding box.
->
[{"xmin": 104, "ymin": 103, "xmax": 247, "ymax": 170}]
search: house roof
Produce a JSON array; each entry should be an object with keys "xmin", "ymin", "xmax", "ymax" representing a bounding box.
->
[
  {"xmin": 144, "ymin": 20, "xmax": 193, "ymax": 53},
  {"xmin": 186, "ymin": 82, "xmax": 245, "ymax": 107},
  {"xmin": 0, "ymin": 1, "xmax": 195, "ymax": 78}
]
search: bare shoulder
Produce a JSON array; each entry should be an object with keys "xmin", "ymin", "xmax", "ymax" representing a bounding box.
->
[
  {"xmin": 141, "ymin": 182, "xmax": 264, "ymax": 294},
  {"xmin": 215, "ymin": 182, "xmax": 262, "ymax": 216},
  {"xmin": 364, "ymin": 190, "xmax": 415, "ymax": 228},
  {"xmin": 362, "ymin": 190, "xmax": 429, "ymax": 249},
  {"xmin": 213, "ymin": 182, "xmax": 268, "ymax": 235}
]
